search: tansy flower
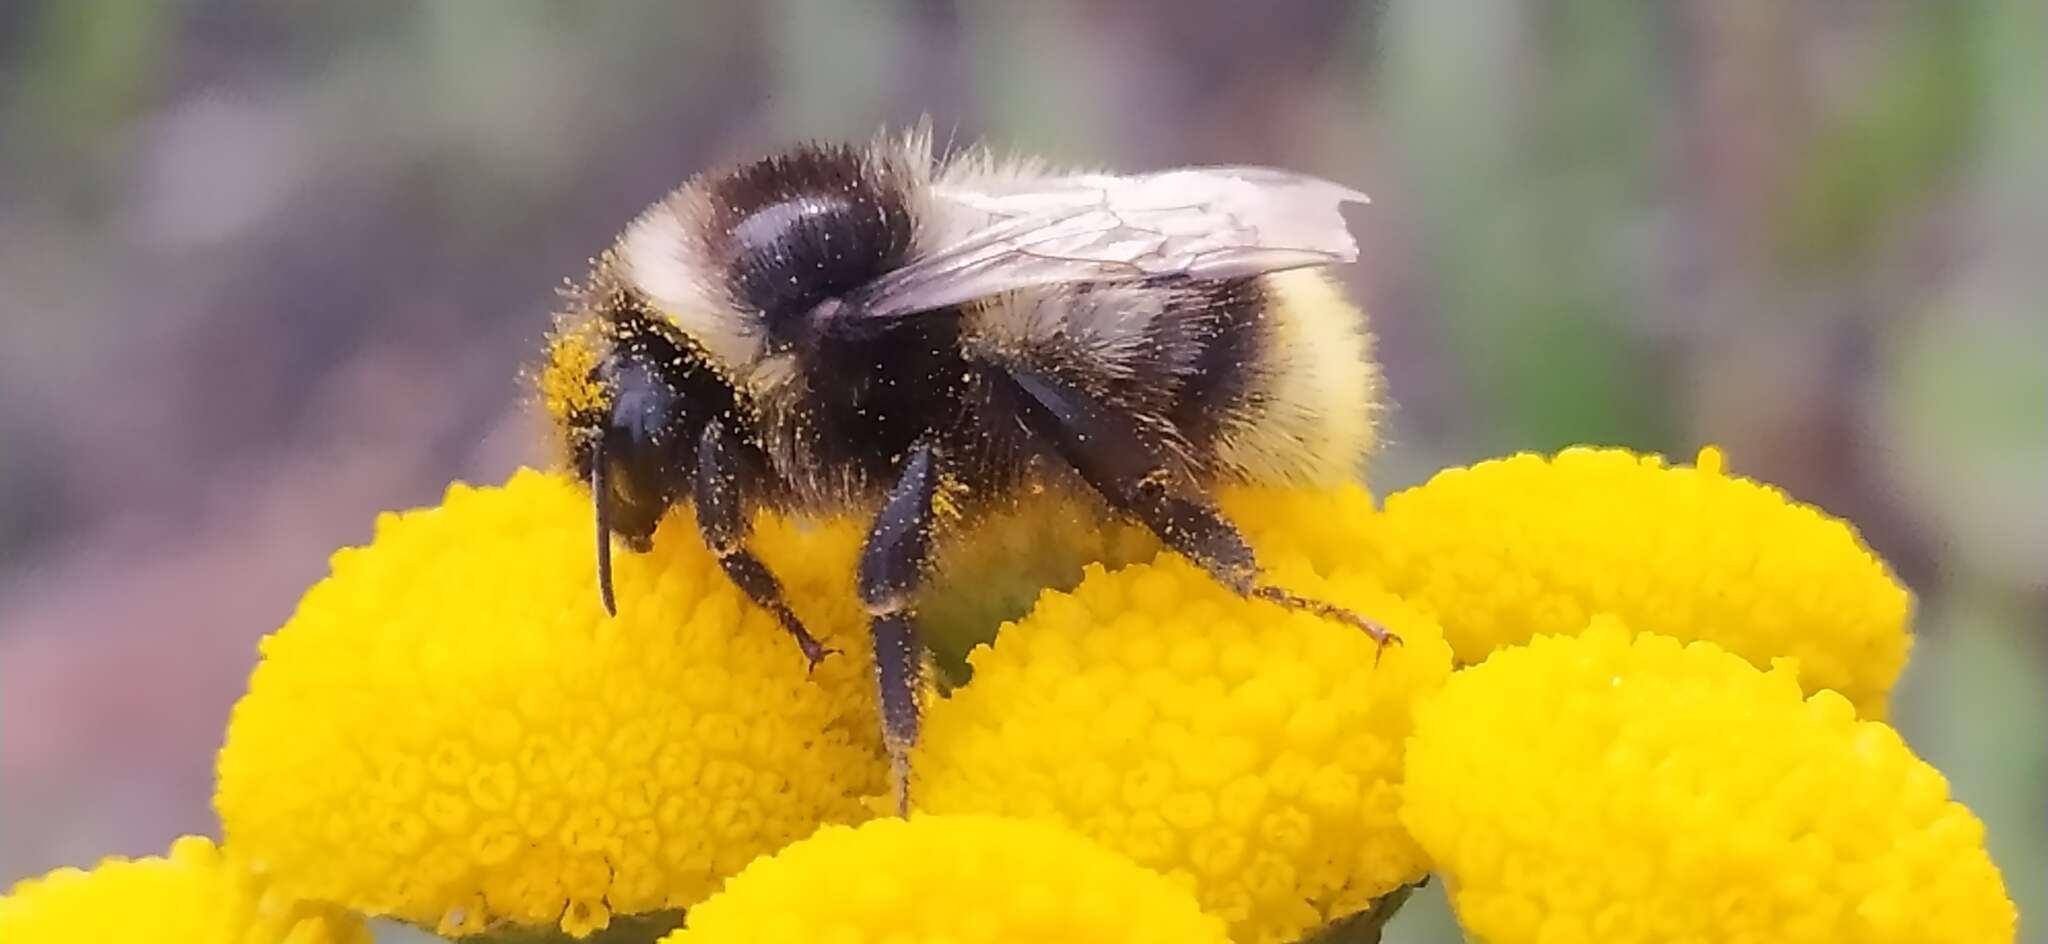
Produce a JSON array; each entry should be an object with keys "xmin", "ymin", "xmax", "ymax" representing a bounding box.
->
[
  {"xmin": 912, "ymin": 554, "xmax": 1453, "ymax": 944},
  {"xmin": 215, "ymin": 470, "xmax": 887, "ymax": 938},
  {"xmin": 0, "ymin": 835, "xmax": 369, "ymax": 944},
  {"xmin": 1368, "ymin": 445, "xmax": 1911, "ymax": 717},
  {"xmin": 666, "ymin": 814, "xmax": 1229, "ymax": 944},
  {"xmin": 1402, "ymin": 621, "xmax": 2016, "ymax": 944}
]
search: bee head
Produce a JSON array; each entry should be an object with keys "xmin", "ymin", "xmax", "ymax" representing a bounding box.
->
[
  {"xmin": 540, "ymin": 291, "xmax": 741, "ymax": 615},
  {"xmin": 540, "ymin": 140, "xmax": 918, "ymax": 615}
]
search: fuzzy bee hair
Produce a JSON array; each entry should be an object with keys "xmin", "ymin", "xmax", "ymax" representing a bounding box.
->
[{"xmin": 537, "ymin": 129, "xmax": 1386, "ymax": 806}]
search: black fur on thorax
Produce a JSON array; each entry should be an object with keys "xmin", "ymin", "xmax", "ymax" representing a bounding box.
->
[{"xmin": 703, "ymin": 142, "xmax": 917, "ymax": 350}]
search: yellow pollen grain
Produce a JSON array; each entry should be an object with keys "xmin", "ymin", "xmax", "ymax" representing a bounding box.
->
[{"xmin": 537, "ymin": 320, "xmax": 608, "ymax": 426}]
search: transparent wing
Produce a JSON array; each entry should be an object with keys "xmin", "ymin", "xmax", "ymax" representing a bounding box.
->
[{"xmin": 846, "ymin": 166, "xmax": 1368, "ymax": 320}]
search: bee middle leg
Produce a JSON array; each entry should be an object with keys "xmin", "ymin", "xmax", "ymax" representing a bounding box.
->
[
  {"xmin": 856, "ymin": 441, "xmax": 941, "ymax": 816},
  {"xmin": 695, "ymin": 418, "xmax": 835, "ymax": 669},
  {"xmin": 1002, "ymin": 367, "xmax": 1397, "ymax": 648}
]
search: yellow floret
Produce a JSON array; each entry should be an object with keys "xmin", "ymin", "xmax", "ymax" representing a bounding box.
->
[
  {"xmin": 215, "ymin": 469, "xmax": 885, "ymax": 938},
  {"xmin": 1402, "ymin": 621, "xmax": 2016, "ymax": 944},
  {"xmin": 0, "ymin": 835, "xmax": 369, "ymax": 944},
  {"xmin": 913, "ymin": 555, "xmax": 1452, "ymax": 944},
  {"xmin": 667, "ymin": 814, "xmax": 1229, "ymax": 944},
  {"xmin": 1369, "ymin": 445, "xmax": 1911, "ymax": 717}
]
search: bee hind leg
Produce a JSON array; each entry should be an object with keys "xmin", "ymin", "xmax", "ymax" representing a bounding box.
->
[
  {"xmin": 857, "ymin": 441, "xmax": 942, "ymax": 816},
  {"xmin": 1001, "ymin": 366, "xmax": 1398, "ymax": 649},
  {"xmin": 695, "ymin": 418, "xmax": 835, "ymax": 669},
  {"xmin": 1128, "ymin": 487, "xmax": 1399, "ymax": 650}
]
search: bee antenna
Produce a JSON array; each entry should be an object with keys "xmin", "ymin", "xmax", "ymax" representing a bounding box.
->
[{"xmin": 591, "ymin": 439, "xmax": 618, "ymax": 617}]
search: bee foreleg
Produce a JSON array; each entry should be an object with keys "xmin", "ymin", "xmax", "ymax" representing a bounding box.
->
[
  {"xmin": 856, "ymin": 441, "xmax": 941, "ymax": 816},
  {"xmin": 695, "ymin": 418, "xmax": 835, "ymax": 669}
]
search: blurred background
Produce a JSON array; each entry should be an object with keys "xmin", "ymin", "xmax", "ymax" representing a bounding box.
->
[{"xmin": 1, "ymin": 1, "xmax": 2041, "ymax": 938}]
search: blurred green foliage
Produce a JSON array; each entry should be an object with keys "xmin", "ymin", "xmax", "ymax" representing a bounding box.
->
[{"xmin": 0, "ymin": 1, "xmax": 2039, "ymax": 939}]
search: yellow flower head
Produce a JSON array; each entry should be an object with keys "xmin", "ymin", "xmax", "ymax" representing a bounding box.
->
[
  {"xmin": 667, "ymin": 814, "xmax": 1229, "ymax": 944},
  {"xmin": 1369, "ymin": 445, "xmax": 1911, "ymax": 716},
  {"xmin": 1402, "ymin": 621, "xmax": 2016, "ymax": 944},
  {"xmin": 0, "ymin": 835, "xmax": 369, "ymax": 944},
  {"xmin": 215, "ymin": 469, "xmax": 885, "ymax": 938},
  {"xmin": 913, "ymin": 554, "xmax": 1453, "ymax": 944}
]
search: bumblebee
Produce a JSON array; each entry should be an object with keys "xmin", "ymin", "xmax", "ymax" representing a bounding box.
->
[{"xmin": 537, "ymin": 130, "xmax": 1389, "ymax": 806}]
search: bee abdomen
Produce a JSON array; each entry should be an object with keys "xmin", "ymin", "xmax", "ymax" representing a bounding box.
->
[
  {"xmin": 1164, "ymin": 276, "xmax": 1269, "ymax": 453},
  {"xmin": 1203, "ymin": 270, "xmax": 1380, "ymax": 486}
]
